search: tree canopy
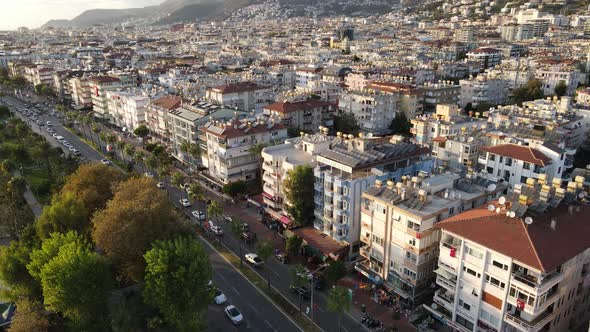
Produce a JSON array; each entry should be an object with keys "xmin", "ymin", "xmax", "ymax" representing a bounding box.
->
[
  {"xmin": 333, "ymin": 112, "xmax": 360, "ymax": 135},
  {"xmin": 554, "ymin": 80, "xmax": 567, "ymax": 97},
  {"xmin": 143, "ymin": 237, "xmax": 213, "ymax": 332},
  {"xmin": 0, "ymin": 240, "xmax": 40, "ymax": 300},
  {"xmin": 389, "ymin": 111, "xmax": 411, "ymax": 135},
  {"xmin": 8, "ymin": 298, "xmax": 49, "ymax": 332},
  {"xmin": 323, "ymin": 260, "xmax": 347, "ymax": 286},
  {"xmin": 36, "ymin": 192, "xmax": 88, "ymax": 240},
  {"xmin": 283, "ymin": 165, "xmax": 315, "ymax": 227},
  {"xmin": 285, "ymin": 235, "xmax": 303, "ymax": 257},
  {"xmin": 510, "ymin": 79, "xmax": 544, "ymax": 105},
  {"xmin": 92, "ymin": 177, "xmax": 181, "ymax": 281},
  {"xmin": 222, "ymin": 180, "xmax": 247, "ymax": 198}
]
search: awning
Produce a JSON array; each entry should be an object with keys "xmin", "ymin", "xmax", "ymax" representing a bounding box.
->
[
  {"xmin": 355, "ymin": 263, "xmax": 383, "ymax": 285},
  {"xmin": 434, "ymin": 268, "xmax": 455, "ymax": 280},
  {"xmin": 262, "ymin": 191, "xmax": 275, "ymax": 200},
  {"xmin": 280, "ymin": 215, "xmax": 291, "ymax": 225}
]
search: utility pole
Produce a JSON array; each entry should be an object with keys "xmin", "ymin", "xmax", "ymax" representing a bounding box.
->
[{"xmin": 310, "ymin": 276, "xmax": 314, "ymax": 321}]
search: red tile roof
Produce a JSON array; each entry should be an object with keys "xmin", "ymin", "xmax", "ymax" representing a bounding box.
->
[
  {"xmin": 291, "ymin": 227, "xmax": 348, "ymax": 258},
  {"xmin": 210, "ymin": 81, "xmax": 267, "ymax": 94},
  {"xmin": 152, "ymin": 95, "xmax": 182, "ymax": 110},
  {"xmin": 480, "ymin": 144, "xmax": 552, "ymax": 166},
  {"xmin": 89, "ymin": 76, "xmax": 121, "ymax": 84},
  {"xmin": 437, "ymin": 202, "xmax": 590, "ymax": 272},
  {"xmin": 264, "ymin": 99, "xmax": 336, "ymax": 114}
]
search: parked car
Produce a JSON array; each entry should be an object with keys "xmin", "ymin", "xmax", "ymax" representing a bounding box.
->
[
  {"xmin": 224, "ymin": 305, "xmax": 243, "ymax": 325},
  {"xmin": 211, "ymin": 225, "xmax": 224, "ymax": 236},
  {"xmin": 100, "ymin": 159, "xmax": 111, "ymax": 165},
  {"xmin": 45, "ymin": 121, "xmax": 52, "ymax": 126},
  {"xmin": 214, "ymin": 289, "xmax": 227, "ymax": 305},
  {"xmin": 241, "ymin": 231, "xmax": 256, "ymax": 244},
  {"xmin": 223, "ymin": 215, "xmax": 233, "ymax": 223},
  {"xmin": 156, "ymin": 182, "xmax": 165, "ymax": 189},
  {"xmin": 245, "ymin": 253, "xmax": 263, "ymax": 267},
  {"xmin": 180, "ymin": 198, "xmax": 191, "ymax": 207},
  {"xmin": 179, "ymin": 183, "xmax": 190, "ymax": 190},
  {"xmin": 290, "ymin": 285, "xmax": 311, "ymax": 299},
  {"xmin": 275, "ymin": 252, "xmax": 289, "ymax": 264},
  {"xmin": 144, "ymin": 172, "xmax": 154, "ymax": 178},
  {"xmin": 191, "ymin": 210, "xmax": 205, "ymax": 220}
]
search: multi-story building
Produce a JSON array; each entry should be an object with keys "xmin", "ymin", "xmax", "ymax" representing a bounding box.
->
[
  {"xmin": 89, "ymin": 76, "xmax": 122, "ymax": 120},
  {"xmin": 167, "ymin": 106, "xmax": 201, "ymax": 165},
  {"xmin": 411, "ymin": 104, "xmax": 488, "ymax": 147},
  {"xmin": 453, "ymin": 26, "xmax": 475, "ymax": 43},
  {"xmin": 466, "ymin": 48, "xmax": 503, "ymax": 72},
  {"xmin": 69, "ymin": 77, "xmax": 93, "ymax": 109},
  {"xmin": 205, "ymin": 81, "xmax": 272, "ymax": 112},
  {"xmin": 105, "ymin": 90, "xmax": 149, "ymax": 130},
  {"xmin": 313, "ymin": 134, "xmax": 433, "ymax": 257},
  {"xmin": 201, "ymin": 117, "xmax": 287, "ymax": 184},
  {"xmin": 358, "ymin": 173, "xmax": 506, "ymax": 304},
  {"xmin": 24, "ymin": 65, "xmax": 54, "ymax": 87},
  {"xmin": 367, "ymin": 82, "xmax": 422, "ymax": 119},
  {"xmin": 535, "ymin": 63, "xmax": 581, "ymax": 97},
  {"xmin": 459, "ymin": 74, "xmax": 508, "ymax": 107},
  {"xmin": 431, "ymin": 133, "xmax": 483, "ymax": 172},
  {"xmin": 477, "ymin": 143, "xmax": 565, "ymax": 187},
  {"xmin": 418, "ymin": 82, "xmax": 461, "ymax": 113},
  {"xmin": 260, "ymin": 133, "xmax": 333, "ymax": 225},
  {"xmin": 338, "ymin": 90, "xmax": 398, "ymax": 135},
  {"xmin": 427, "ymin": 176, "xmax": 590, "ymax": 332},
  {"xmin": 145, "ymin": 95, "xmax": 183, "ymax": 143},
  {"xmin": 262, "ymin": 99, "xmax": 337, "ymax": 133}
]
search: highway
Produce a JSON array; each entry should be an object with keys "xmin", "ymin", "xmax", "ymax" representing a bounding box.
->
[{"xmin": 1, "ymin": 95, "xmax": 302, "ymax": 332}]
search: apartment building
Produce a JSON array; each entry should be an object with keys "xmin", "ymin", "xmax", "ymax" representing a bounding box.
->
[
  {"xmin": 295, "ymin": 65, "xmax": 323, "ymax": 88},
  {"xmin": 459, "ymin": 74, "xmax": 508, "ymax": 108},
  {"xmin": 145, "ymin": 95, "xmax": 183, "ymax": 143},
  {"xmin": 427, "ymin": 175, "xmax": 590, "ymax": 332},
  {"xmin": 205, "ymin": 81, "xmax": 272, "ymax": 112},
  {"xmin": 411, "ymin": 104, "xmax": 488, "ymax": 147},
  {"xmin": 431, "ymin": 133, "xmax": 483, "ymax": 172},
  {"xmin": 24, "ymin": 65, "xmax": 54, "ymax": 87},
  {"xmin": 477, "ymin": 143, "xmax": 565, "ymax": 187},
  {"xmin": 313, "ymin": 134, "xmax": 433, "ymax": 257},
  {"xmin": 262, "ymin": 99, "xmax": 337, "ymax": 133},
  {"xmin": 167, "ymin": 106, "xmax": 201, "ymax": 165},
  {"xmin": 419, "ymin": 82, "xmax": 461, "ymax": 113},
  {"xmin": 535, "ymin": 64, "xmax": 581, "ymax": 97},
  {"xmin": 338, "ymin": 90, "xmax": 398, "ymax": 136},
  {"xmin": 69, "ymin": 77, "xmax": 93, "ymax": 109},
  {"xmin": 358, "ymin": 173, "xmax": 506, "ymax": 305},
  {"xmin": 89, "ymin": 76, "xmax": 122, "ymax": 120},
  {"xmin": 367, "ymin": 81, "xmax": 422, "ymax": 119},
  {"xmin": 260, "ymin": 132, "xmax": 333, "ymax": 224},
  {"xmin": 466, "ymin": 48, "xmax": 503, "ymax": 72},
  {"xmin": 201, "ymin": 118, "xmax": 287, "ymax": 184},
  {"xmin": 106, "ymin": 90, "xmax": 149, "ymax": 130}
]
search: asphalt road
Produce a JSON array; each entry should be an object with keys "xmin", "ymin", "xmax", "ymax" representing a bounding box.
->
[{"xmin": 1, "ymin": 95, "xmax": 302, "ymax": 332}]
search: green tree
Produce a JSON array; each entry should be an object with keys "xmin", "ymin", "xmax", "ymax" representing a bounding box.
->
[
  {"xmin": 133, "ymin": 125, "xmax": 149, "ymax": 147},
  {"xmin": 92, "ymin": 177, "xmax": 181, "ymax": 281},
  {"xmin": 222, "ymin": 180, "xmax": 247, "ymax": 198},
  {"xmin": 511, "ymin": 79, "xmax": 545, "ymax": 105},
  {"xmin": 554, "ymin": 80, "xmax": 567, "ymax": 97},
  {"xmin": 143, "ymin": 237, "xmax": 213, "ymax": 332},
  {"xmin": 171, "ymin": 172, "xmax": 185, "ymax": 198},
  {"xmin": 289, "ymin": 263, "xmax": 309, "ymax": 312},
  {"xmin": 0, "ymin": 240, "xmax": 40, "ymax": 300},
  {"xmin": 323, "ymin": 260, "xmax": 346, "ymax": 286},
  {"xmin": 36, "ymin": 192, "xmax": 88, "ymax": 240},
  {"xmin": 327, "ymin": 286, "xmax": 351, "ymax": 331},
  {"xmin": 388, "ymin": 111, "xmax": 411, "ymax": 135},
  {"xmin": 256, "ymin": 239, "xmax": 274, "ymax": 262},
  {"xmin": 333, "ymin": 112, "xmax": 360, "ymax": 135},
  {"xmin": 188, "ymin": 183, "xmax": 204, "ymax": 204},
  {"xmin": 8, "ymin": 298, "xmax": 49, "ymax": 332},
  {"xmin": 27, "ymin": 231, "xmax": 85, "ymax": 282},
  {"xmin": 283, "ymin": 165, "xmax": 315, "ymax": 227},
  {"xmin": 207, "ymin": 200, "xmax": 223, "ymax": 223},
  {"xmin": 285, "ymin": 235, "xmax": 303, "ymax": 257},
  {"xmin": 40, "ymin": 238, "xmax": 112, "ymax": 329},
  {"xmin": 228, "ymin": 216, "xmax": 244, "ymax": 237}
]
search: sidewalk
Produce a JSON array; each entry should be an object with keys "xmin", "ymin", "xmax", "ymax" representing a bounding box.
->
[{"xmin": 13, "ymin": 169, "xmax": 43, "ymax": 217}]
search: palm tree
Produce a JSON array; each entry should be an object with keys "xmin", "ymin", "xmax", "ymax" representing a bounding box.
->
[
  {"xmin": 327, "ymin": 286, "xmax": 351, "ymax": 331},
  {"xmin": 98, "ymin": 132, "xmax": 107, "ymax": 150},
  {"xmin": 116, "ymin": 140, "xmax": 127, "ymax": 162},
  {"xmin": 171, "ymin": 172, "xmax": 185, "ymax": 198},
  {"xmin": 256, "ymin": 239, "xmax": 275, "ymax": 289},
  {"xmin": 188, "ymin": 183, "xmax": 204, "ymax": 204},
  {"xmin": 248, "ymin": 143, "xmax": 269, "ymax": 190},
  {"xmin": 207, "ymin": 200, "xmax": 223, "ymax": 224},
  {"xmin": 145, "ymin": 155, "xmax": 158, "ymax": 173},
  {"xmin": 125, "ymin": 145, "xmax": 136, "ymax": 164},
  {"xmin": 134, "ymin": 151, "xmax": 145, "ymax": 172}
]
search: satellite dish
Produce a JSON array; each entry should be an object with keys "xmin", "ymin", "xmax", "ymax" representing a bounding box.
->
[
  {"xmin": 496, "ymin": 207, "xmax": 501, "ymax": 214},
  {"xmin": 509, "ymin": 211, "xmax": 516, "ymax": 218},
  {"xmin": 487, "ymin": 204, "xmax": 495, "ymax": 212},
  {"xmin": 444, "ymin": 192, "xmax": 449, "ymax": 198},
  {"xmin": 487, "ymin": 184, "xmax": 497, "ymax": 192},
  {"xmin": 499, "ymin": 196, "xmax": 506, "ymax": 205},
  {"xmin": 524, "ymin": 217, "xmax": 533, "ymax": 225},
  {"xmin": 579, "ymin": 192, "xmax": 587, "ymax": 199},
  {"xmin": 468, "ymin": 137, "xmax": 474, "ymax": 142}
]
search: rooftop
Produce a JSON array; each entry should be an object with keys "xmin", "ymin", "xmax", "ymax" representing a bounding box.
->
[{"xmin": 480, "ymin": 144, "xmax": 552, "ymax": 166}]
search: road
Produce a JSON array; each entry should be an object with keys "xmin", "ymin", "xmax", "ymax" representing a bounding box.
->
[{"xmin": 1, "ymin": 95, "xmax": 302, "ymax": 332}]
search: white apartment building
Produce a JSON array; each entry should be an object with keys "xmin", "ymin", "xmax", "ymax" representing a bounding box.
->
[
  {"xmin": 167, "ymin": 106, "xmax": 201, "ymax": 165},
  {"xmin": 205, "ymin": 81, "xmax": 272, "ymax": 112},
  {"xmin": 358, "ymin": 173, "xmax": 505, "ymax": 304},
  {"xmin": 201, "ymin": 118, "xmax": 288, "ymax": 184},
  {"xmin": 263, "ymin": 99, "xmax": 337, "ymax": 133},
  {"xmin": 260, "ymin": 133, "xmax": 333, "ymax": 225},
  {"xmin": 428, "ymin": 176, "xmax": 590, "ymax": 332},
  {"xmin": 145, "ymin": 95, "xmax": 183, "ymax": 143},
  {"xmin": 431, "ymin": 133, "xmax": 483, "ymax": 172},
  {"xmin": 338, "ymin": 90, "xmax": 398, "ymax": 136},
  {"xmin": 535, "ymin": 64, "xmax": 581, "ymax": 96},
  {"xmin": 24, "ymin": 65, "xmax": 54, "ymax": 87},
  {"xmin": 295, "ymin": 66, "xmax": 323, "ymax": 88},
  {"xmin": 466, "ymin": 48, "xmax": 503, "ymax": 72},
  {"xmin": 89, "ymin": 76, "xmax": 122, "ymax": 120},
  {"xmin": 460, "ymin": 74, "xmax": 508, "ymax": 107},
  {"xmin": 477, "ymin": 143, "xmax": 565, "ymax": 187},
  {"xmin": 106, "ymin": 90, "xmax": 149, "ymax": 131},
  {"xmin": 69, "ymin": 77, "xmax": 93, "ymax": 108}
]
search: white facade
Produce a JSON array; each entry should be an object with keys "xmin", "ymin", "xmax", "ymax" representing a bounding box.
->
[
  {"xmin": 106, "ymin": 90, "xmax": 148, "ymax": 130},
  {"xmin": 338, "ymin": 91, "xmax": 398, "ymax": 135}
]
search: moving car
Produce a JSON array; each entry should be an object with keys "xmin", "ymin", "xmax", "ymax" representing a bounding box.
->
[
  {"xmin": 156, "ymin": 182, "xmax": 165, "ymax": 189},
  {"xmin": 223, "ymin": 215, "xmax": 233, "ymax": 223},
  {"xmin": 144, "ymin": 172, "xmax": 154, "ymax": 178},
  {"xmin": 244, "ymin": 253, "xmax": 263, "ymax": 267},
  {"xmin": 191, "ymin": 210, "xmax": 205, "ymax": 220},
  {"xmin": 100, "ymin": 159, "xmax": 111, "ymax": 165},
  {"xmin": 180, "ymin": 198, "xmax": 191, "ymax": 207},
  {"xmin": 290, "ymin": 285, "xmax": 311, "ymax": 299},
  {"xmin": 241, "ymin": 231, "xmax": 256, "ymax": 244},
  {"xmin": 275, "ymin": 252, "xmax": 289, "ymax": 264},
  {"xmin": 224, "ymin": 305, "xmax": 243, "ymax": 325},
  {"xmin": 214, "ymin": 289, "xmax": 227, "ymax": 305},
  {"xmin": 210, "ymin": 225, "xmax": 224, "ymax": 236}
]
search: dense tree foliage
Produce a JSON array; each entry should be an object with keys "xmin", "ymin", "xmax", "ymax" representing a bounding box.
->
[
  {"xmin": 36, "ymin": 193, "xmax": 87, "ymax": 240},
  {"xmin": 389, "ymin": 111, "xmax": 411, "ymax": 135},
  {"xmin": 0, "ymin": 240, "xmax": 40, "ymax": 300},
  {"xmin": 554, "ymin": 80, "xmax": 567, "ymax": 97},
  {"xmin": 333, "ymin": 112, "xmax": 360, "ymax": 135},
  {"xmin": 8, "ymin": 298, "xmax": 49, "ymax": 332},
  {"xmin": 511, "ymin": 79, "xmax": 544, "ymax": 105},
  {"xmin": 284, "ymin": 165, "xmax": 315, "ymax": 227},
  {"xmin": 323, "ymin": 260, "xmax": 347, "ymax": 286},
  {"xmin": 285, "ymin": 235, "xmax": 303, "ymax": 257}
]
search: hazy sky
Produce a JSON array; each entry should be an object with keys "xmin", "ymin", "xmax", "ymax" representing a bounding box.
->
[{"xmin": 1, "ymin": 0, "xmax": 163, "ymax": 30}]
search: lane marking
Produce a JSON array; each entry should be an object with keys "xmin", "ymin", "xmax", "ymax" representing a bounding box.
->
[
  {"xmin": 267, "ymin": 268, "xmax": 281, "ymax": 278},
  {"xmin": 249, "ymin": 304, "xmax": 258, "ymax": 313},
  {"xmin": 231, "ymin": 287, "xmax": 240, "ymax": 295},
  {"xmin": 265, "ymin": 320, "xmax": 278, "ymax": 332},
  {"xmin": 215, "ymin": 271, "xmax": 227, "ymax": 283}
]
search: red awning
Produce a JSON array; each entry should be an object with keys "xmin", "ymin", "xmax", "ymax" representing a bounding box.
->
[
  {"xmin": 262, "ymin": 191, "xmax": 275, "ymax": 200},
  {"xmin": 280, "ymin": 215, "xmax": 291, "ymax": 225}
]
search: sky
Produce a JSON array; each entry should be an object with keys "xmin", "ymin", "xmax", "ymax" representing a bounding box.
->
[{"xmin": 1, "ymin": 0, "xmax": 163, "ymax": 30}]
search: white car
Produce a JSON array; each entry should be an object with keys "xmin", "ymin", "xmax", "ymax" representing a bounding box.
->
[
  {"xmin": 46, "ymin": 121, "xmax": 52, "ymax": 126},
  {"xmin": 244, "ymin": 253, "xmax": 263, "ymax": 267},
  {"xmin": 224, "ymin": 305, "xmax": 244, "ymax": 325},
  {"xmin": 180, "ymin": 198, "xmax": 191, "ymax": 207},
  {"xmin": 144, "ymin": 172, "xmax": 154, "ymax": 178},
  {"xmin": 211, "ymin": 225, "xmax": 224, "ymax": 236},
  {"xmin": 100, "ymin": 159, "xmax": 111, "ymax": 165},
  {"xmin": 191, "ymin": 210, "xmax": 205, "ymax": 220},
  {"xmin": 156, "ymin": 182, "xmax": 165, "ymax": 189},
  {"xmin": 214, "ymin": 289, "xmax": 227, "ymax": 305}
]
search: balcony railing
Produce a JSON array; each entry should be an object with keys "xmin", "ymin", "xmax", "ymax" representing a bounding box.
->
[
  {"xmin": 511, "ymin": 269, "xmax": 562, "ymax": 290},
  {"xmin": 505, "ymin": 309, "xmax": 554, "ymax": 332}
]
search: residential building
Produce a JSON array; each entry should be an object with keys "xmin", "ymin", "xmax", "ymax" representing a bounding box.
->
[
  {"xmin": 69, "ymin": 77, "xmax": 93, "ymax": 109},
  {"xmin": 145, "ymin": 95, "xmax": 183, "ymax": 143},
  {"xmin": 89, "ymin": 76, "xmax": 122, "ymax": 120},
  {"xmin": 313, "ymin": 134, "xmax": 433, "ymax": 258},
  {"xmin": 106, "ymin": 90, "xmax": 149, "ymax": 130},
  {"xmin": 205, "ymin": 81, "xmax": 272, "ymax": 112},
  {"xmin": 338, "ymin": 90, "xmax": 398, "ymax": 136},
  {"xmin": 201, "ymin": 117, "xmax": 287, "ymax": 184},
  {"xmin": 418, "ymin": 82, "xmax": 461, "ymax": 113},
  {"xmin": 367, "ymin": 81, "xmax": 422, "ymax": 119},
  {"xmin": 459, "ymin": 74, "xmax": 508, "ymax": 107},
  {"xmin": 466, "ymin": 48, "xmax": 503, "ymax": 72},
  {"xmin": 167, "ymin": 106, "xmax": 201, "ymax": 165},
  {"xmin": 262, "ymin": 99, "xmax": 337, "ymax": 133},
  {"xmin": 427, "ymin": 176, "xmax": 590, "ymax": 332}
]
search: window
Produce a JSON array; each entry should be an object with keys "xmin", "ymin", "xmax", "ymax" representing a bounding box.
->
[
  {"xmin": 485, "ymin": 274, "xmax": 506, "ymax": 289},
  {"xmin": 499, "ymin": 156, "xmax": 503, "ymax": 163},
  {"xmin": 372, "ymin": 234, "xmax": 384, "ymax": 246},
  {"xmin": 408, "ymin": 238, "xmax": 416, "ymax": 246},
  {"xmin": 480, "ymin": 308, "xmax": 500, "ymax": 326},
  {"xmin": 465, "ymin": 245, "xmax": 483, "ymax": 259},
  {"xmin": 463, "ymin": 266, "xmax": 481, "ymax": 278},
  {"xmin": 458, "ymin": 299, "xmax": 471, "ymax": 310},
  {"xmin": 523, "ymin": 162, "xmax": 531, "ymax": 170},
  {"xmin": 489, "ymin": 154, "xmax": 495, "ymax": 161},
  {"xmin": 456, "ymin": 314, "xmax": 474, "ymax": 330},
  {"xmin": 487, "ymin": 166, "xmax": 494, "ymax": 174},
  {"xmin": 406, "ymin": 251, "xmax": 417, "ymax": 263},
  {"xmin": 403, "ymin": 267, "xmax": 417, "ymax": 279},
  {"xmin": 505, "ymin": 157, "xmax": 512, "ymax": 166},
  {"xmin": 492, "ymin": 260, "xmax": 508, "ymax": 270}
]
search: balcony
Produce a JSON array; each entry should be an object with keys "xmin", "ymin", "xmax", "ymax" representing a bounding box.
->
[
  {"xmin": 433, "ymin": 289, "xmax": 454, "ymax": 312},
  {"xmin": 360, "ymin": 245, "xmax": 371, "ymax": 259},
  {"xmin": 361, "ymin": 205, "xmax": 373, "ymax": 217},
  {"xmin": 504, "ymin": 309, "xmax": 555, "ymax": 332},
  {"xmin": 314, "ymin": 182, "xmax": 324, "ymax": 192},
  {"xmin": 510, "ymin": 269, "xmax": 563, "ymax": 295},
  {"xmin": 435, "ymin": 268, "xmax": 457, "ymax": 291}
]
